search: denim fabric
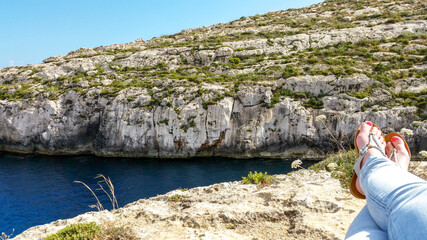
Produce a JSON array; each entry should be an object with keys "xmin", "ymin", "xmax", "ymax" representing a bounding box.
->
[
  {"xmin": 346, "ymin": 155, "xmax": 427, "ymax": 240},
  {"xmin": 346, "ymin": 205, "xmax": 388, "ymax": 239}
]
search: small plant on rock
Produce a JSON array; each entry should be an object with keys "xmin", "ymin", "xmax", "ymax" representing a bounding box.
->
[
  {"xmin": 228, "ymin": 57, "xmax": 241, "ymax": 65},
  {"xmin": 225, "ymin": 224, "xmax": 236, "ymax": 229},
  {"xmin": 168, "ymin": 194, "xmax": 189, "ymax": 202},
  {"xmin": 282, "ymin": 65, "xmax": 300, "ymax": 79},
  {"xmin": 42, "ymin": 222, "xmax": 100, "ymax": 240},
  {"xmin": 309, "ymin": 149, "xmax": 357, "ymax": 188},
  {"xmin": 41, "ymin": 222, "xmax": 137, "ymax": 240},
  {"xmin": 242, "ymin": 171, "xmax": 272, "ymax": 185}
]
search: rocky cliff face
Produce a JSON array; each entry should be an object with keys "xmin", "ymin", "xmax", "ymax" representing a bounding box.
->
[{"xmin": 1, "ymin": 0, "xmax": 426, "ymax": 158}]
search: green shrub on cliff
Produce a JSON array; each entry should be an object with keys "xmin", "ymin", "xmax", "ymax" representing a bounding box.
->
[
  {"xmin": 41, "ymin": 222, "xmax": 137, "ymax": 240},
  {"xmin": 242, "ymin": 171, "xmax": 272, "ymax": 185},
  {"xmin": 228, "ymin": 57, "xmax": 241, "ymax": 66},
  {"xmin": 309, "ymin": 149, "xmax": 357, "ymax": 189},
  {"xmin": 42, "ymin": 222, "xmax": 100, "ymax": 240},
  {"xmin": 302, "ymin": 97, "xmax": 324, "ymax": 109},
  {"xmin": 168, "ymin": 194, "xmax": 189, "ymax": 202},
  {"xmin": 282, "ymin": 65, "xmax": 300, "ymax": 79}
]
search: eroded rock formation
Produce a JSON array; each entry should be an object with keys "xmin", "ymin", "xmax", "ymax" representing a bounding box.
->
[{"xmin": 0, "ymin": 0, "xmax": 426, "ymax": 158}]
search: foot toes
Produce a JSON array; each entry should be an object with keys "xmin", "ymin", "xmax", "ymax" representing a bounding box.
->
[
  {"xmin": 357, "ymin": 122, "xmax": 373, "ymax": 148},
  {"xmin": 372, "ymin": 126, "xmax": 382, "ymax": 137},
  {"xmin": 391, "ymin": 136, "xmax": 407, "ymax": 152},
  {"xmin": 390, "ymin": 135, "xmax": 410, "ymax": 171},
  {"xmin": 370, "ymin": 126, "xmax": 386, "ymax": 149},
  {"xmin": 359, "ymin": 121, "xmax": 372, "ymax": 134}
]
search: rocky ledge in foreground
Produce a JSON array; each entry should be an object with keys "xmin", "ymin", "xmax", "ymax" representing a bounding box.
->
[
  {"xmin": 14, "ymin": 170, "xmax": 365, "ymax": 240},
  {"xmin": 13, "ymin": 162, "xmax": 427, "ymax": 240}
]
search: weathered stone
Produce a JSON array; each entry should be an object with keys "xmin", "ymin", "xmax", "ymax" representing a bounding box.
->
[
  {"xmin": 214, "ymin": 47, "xmax": 234, "ymax": 62},
  {"xmin": 135, "ymin": 38, "xmax": 145, "ymax": 43},
  {"xmin": 11, "ymin": 170, "xmax": 367, "ymax": 240},
  {"xmin": 42, "ymin": 56, "xmax": 65, "ymax": 63},
  {"xmin": 237, "ymin": 85, "xmax": 272, "ymax": 106},
  {"xmin": 194, "ymin": 50, "xmax": 215, "ymax": 65},
  {"xmin": 66, "ymin": 47, "xmax": 99, "ymax": 58}
]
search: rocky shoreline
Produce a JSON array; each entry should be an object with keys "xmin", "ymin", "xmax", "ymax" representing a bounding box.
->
[
  {"xmin": 12, "ymin": 170, "xmax": 364, "ymax": 240},
  {"xmin": 11, "ymin": 161, "xmax": 427, "ymax": 240},
  {"xmin": 12, "ymin": 160, "xmax": 426, "ymax": 240}
]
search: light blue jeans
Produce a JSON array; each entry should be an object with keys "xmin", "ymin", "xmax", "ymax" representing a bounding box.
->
[{"xmin": 346, "ymin": 155, "xmax": 427, "ymax": 240}]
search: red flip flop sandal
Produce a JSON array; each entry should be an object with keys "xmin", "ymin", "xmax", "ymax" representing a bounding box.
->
[{"xmin": 350, "ymin": 122, "xmax": 386, "ymax": 199}]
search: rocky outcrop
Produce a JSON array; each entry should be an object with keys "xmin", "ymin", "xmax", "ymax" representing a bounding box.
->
[
  {"xmin": 0, "ymin": 0, "xmax": 426, "ymax": 158},
  {"xmin": 0, "ymin": 80, "xmax": 426, "ymax": 158},
  {"xmin": 12, "ymin": 170, "xmax": 366, "ymax": 240},
  {"xmin": 12, "ymin": 162, "xmax": 427, "ymax": 240}
]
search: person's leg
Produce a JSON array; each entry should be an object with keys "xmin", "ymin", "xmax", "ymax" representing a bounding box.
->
[
  {"xmin": 359, "ymin": 137, "xmax": 427, "ymax": 239},
  {"xmin": 346, "ymin": 205, "xmax": 388, "ymax": 240},
  {"xmin": 354, "ymin": 122, "xmax": 387, "ymax": 196}
]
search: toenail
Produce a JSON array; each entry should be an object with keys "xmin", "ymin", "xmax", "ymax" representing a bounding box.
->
[
  {"xmin": 366, "ymin": 121, "xmax": 372, "ymax": 126},
  {"xmin": 392, "ymin": 136, "xmax": 399, "ymax": 142}
]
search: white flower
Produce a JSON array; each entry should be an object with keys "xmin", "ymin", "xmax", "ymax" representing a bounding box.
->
[
  {"xmin": 420, "ymin": 150, "xmax": 427, "ymax": 158},
  {"xmin": 291, "ymin": 159, "xmax": 302, "ymax": 169},
  {"xmin": 327, "ymin": 162, "xmax": 338, "ymax": 171},
  {"xmin": 400, "ymin": 128, "xmax": 413, "ymax": 136},
  {"xmin": 315, "ymin": 115, "xmax": 326, "ymax": 122}
]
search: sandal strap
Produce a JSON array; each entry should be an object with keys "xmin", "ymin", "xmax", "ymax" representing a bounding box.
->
[
  {"xmin": 353, "ymin": 132, "xmax": 386, "ymax": 176},
  {"xmin": 389, "ymin": 148, "xmax": 401, "ymax": 168}
]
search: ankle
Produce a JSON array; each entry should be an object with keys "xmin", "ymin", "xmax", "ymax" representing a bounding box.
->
[{"xmin": 360, "ymin": 148, "xmax": 385, "ymax": 169}]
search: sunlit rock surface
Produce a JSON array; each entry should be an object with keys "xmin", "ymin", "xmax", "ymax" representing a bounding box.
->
[
  {"xmin": 13, "ymin": 170, "xmax": 366, "ymax": 240},
  {"xmin": 0, "ymin": 0, "xmax": 426, "ymax": 158}
]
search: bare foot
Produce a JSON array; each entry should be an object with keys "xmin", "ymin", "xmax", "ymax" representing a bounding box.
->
[
  {"xmin": 386, "ymin": 136, "xmax": 410, "ymax": 171},
  {"xmin": 355, "ymin": 122, "xmax": 386, "ymax": 195}
]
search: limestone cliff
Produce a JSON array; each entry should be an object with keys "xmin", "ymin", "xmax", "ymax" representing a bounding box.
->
[{"xmin": 1, "ymin": 0, "xmax": 426, "ymax": 158}]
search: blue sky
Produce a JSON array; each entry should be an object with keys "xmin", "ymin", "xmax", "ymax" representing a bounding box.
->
[{"xmin": 0, "ymin": 0, "xmax": 322, "ymax": 69}]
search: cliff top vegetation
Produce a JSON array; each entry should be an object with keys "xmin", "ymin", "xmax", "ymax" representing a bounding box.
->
[{"xmin": 0, "ymin": 0, "xmax": 425, "ymax": 119}]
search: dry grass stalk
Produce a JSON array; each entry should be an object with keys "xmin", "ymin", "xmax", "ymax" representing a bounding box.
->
[
  {"xmin": 74, "ymin": 180, "xmax": 105, "ymax": 211},
  {"xmin": 95, "ymin": 174, "xmax": 118, "ymax": 210},
  {"xmin": 0, "ymin": 229, "xmax": 14, "ymax": 240},
  {"xmin": 335, "ymin": 113, "xmax": 353, "ymax": 149},
  {"xmin": 322, "ymin": 120, "xmax": 345, "ymax": 150},
  {"xmin": 74, "ymin": 174, "xmax": 118, "ymax": 211},
  {"xmin": 98, "ymin": 221, "xmax": 138, "ymax": 240}
]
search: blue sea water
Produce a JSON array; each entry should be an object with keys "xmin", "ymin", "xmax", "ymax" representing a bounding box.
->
[{"xmin": 0, "ymin": 152, "xmax": 314, "ymax": 236}]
